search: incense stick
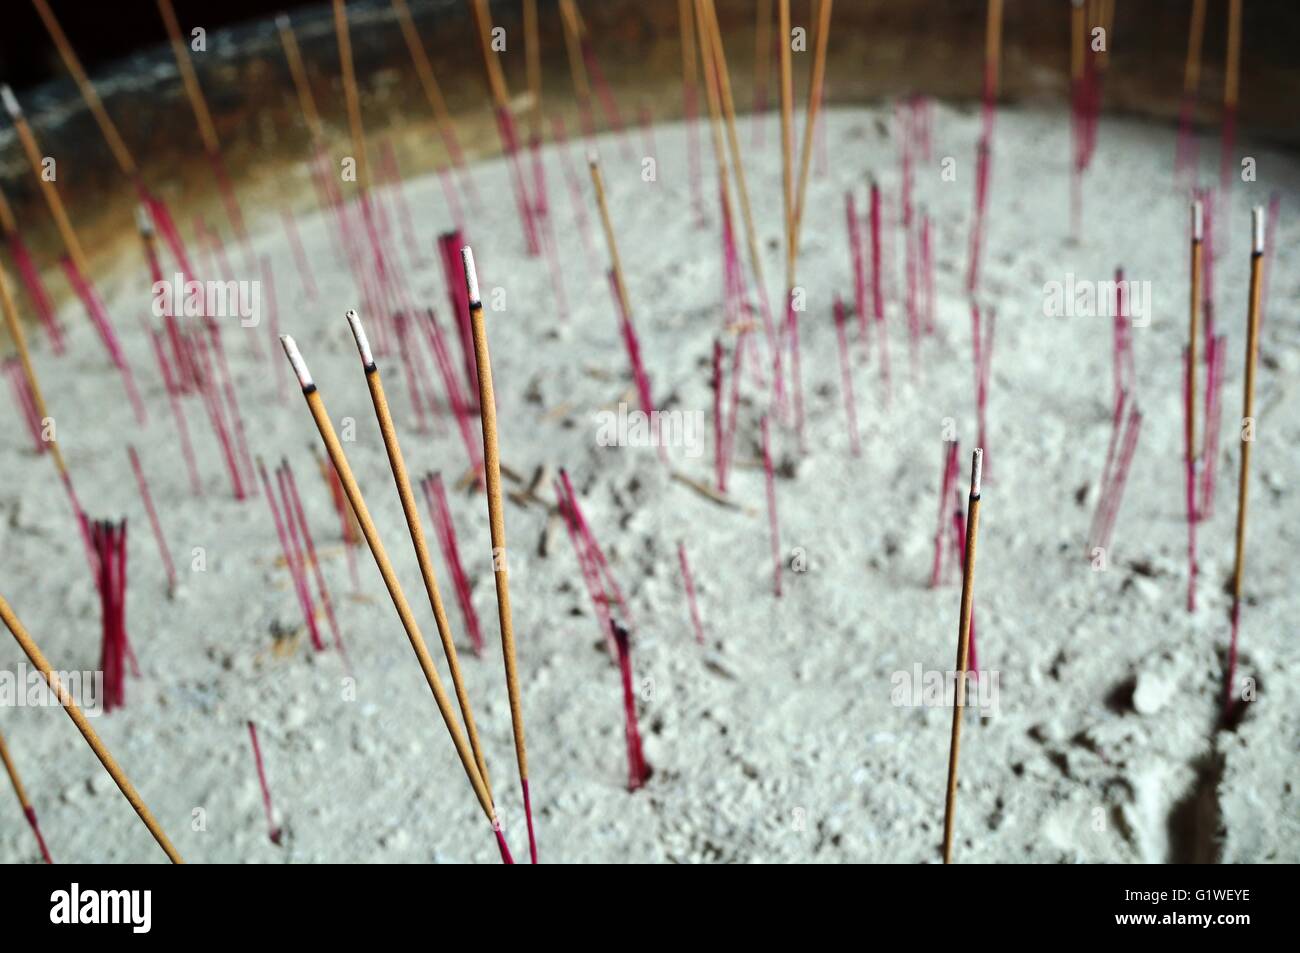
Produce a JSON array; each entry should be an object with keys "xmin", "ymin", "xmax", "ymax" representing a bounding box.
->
[
  {"xmin": 0, "ymin": 727, "xmax": 54, "ymax": 863},
  {"xmin": 461, "ymin": 247, "xmax": 538, "ymax": 863},
  {"xmin": 1224, "ymin": 208, "xmax": 1265, "ymax": 718},
  {"xmin": 677, "ymin": 542, "xmax": 706, "ymax": 646},
  {"xmin": 247, "ymin": 721, "xmax": 283, "ymax": 845},
  {"xmin": 942, "ymin": 449, "xmax": 982, "ymax": 864},
  {"xmin": 281, "ymin": 460, "xmax": 347, "ymax": 660},
  {"xmin": 258, "ymin": 458, "xmax": 324, "ymax": 653},
  {"xmin": 0, "ymin": 593, "xmax": 182, "ymax": 862},
  {"xmin": 345, "ymin": 309, "xmax": 494, "ymax": 797},
  {"xmin": 279, "ymin": 334, "xmax": 511, "ymax": 861},
  {"xmin": 611, "ymin": 621, "xmax": 650, "ymax": 791}
]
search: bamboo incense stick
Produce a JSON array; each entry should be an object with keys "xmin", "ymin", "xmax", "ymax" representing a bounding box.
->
[
  {"xmin": 787, "ymin": 0, "xmax": 834, "ymax": 283},
  {"xmin": 0, "ymin": 727, "xmax": 54, "ymax": 863},
  {"xmin": 1224, "ymin": 207, "xmax": 1265, "ymax": 717},
  {"xmin": 424, "ymin": 473, "xmax": 486, "ymax": 657},
  {"xmin": 278, "ymin": 334, "xmax": 511, "ymax": 861},
  {"xmin": 942, "ymin": 448, "xmax": 982, "ymax": 865},
  {"xmin": 461, "ymin": 247, "xmax": 538, "ymax": 864},
  {"xmin": 0, "ymin": 593, "xmax": 182, "ymax": 862},
  {"xmin": 345, "ymin": 309, "xmax": 494, "ymax": 797}
]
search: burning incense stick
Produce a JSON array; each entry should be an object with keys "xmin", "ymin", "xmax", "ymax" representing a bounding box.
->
[
  {"xmin": 611, "ymin": 621, "xmax": 650, "ymax": 791},
  {"xmin": 246, "ymin": 721, "xmax": 283, "ymax": 845},
  {"xmin": 462, "ymin": 247, "xmax": 538, "ymax": 863},
  {"xmin": 279, "ymin": 335, "xmax": 510, "ymax": 861},
  {"xmin": 941, "ymin": 449, "xmax": 982, "ymax": 865},
  {"xmin": 0, "ymin": 594, "xmax": 182, "ymax": 862},
  {"xmin": 127, "ymin": 447, "xmax": 177, "ymax": 596},
  {"xmin": 346, "ymin": 309, "xmax": 493, "ymax": 795},
  {"xmin": 0, "ymin": 728, "xmax": 54, "ymax": 863},
  {"xmin": 1224, "ymin": 208, "xmax": 1265, "ymax": 717}
]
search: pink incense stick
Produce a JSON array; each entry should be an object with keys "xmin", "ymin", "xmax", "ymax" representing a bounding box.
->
[
  {"xmin": 869, "ymin": 181, "xmax": 891, "ymax": 402},
  {"xmin": 611, "ymin": 621, "xmax": 650, "ymax": 791},
  {"xmin": 7, "ymin": 232, "xmax": 63, "ymax": 353},
  {"xmin": 712, "ymin": 338, "xmax": 726, "ymax": 492},
  {"xmin": 846, "ymin": 191, "xmax": 869, "ymax": 348},
  {"xmin": 5, "ymin": 359, "xmax": 44, "ymax": 453},
  {"xmin": 1182, "ymin": 349, "xmax": 1199, "ymax": 612},
  {"xmin": 786, "ymin": 290, "xmax": 806, "ymax": 453},
  {"xmin": 676, "ymin": 542, "xmax": 706, "ymax": 646},
  {"xmin": 832, "ymin": 295, "xmax": 861, "ymax": 456},
  {"xmin": 93, "ymin": 519, "xmax": 129, "ymax": 712},
  {"xmin": 185, "ymin": 329, "xmax": 244, "ymax": 499},
  {"xmin": 492, "ymin": 106, "xmax": 541, "ymax": 255},
  {"xmin": 607, "ymin": 270, "xmax": 664, "ymax": 462},
  {"xmin": 22, "ymin": 800, "xmax": 53, "ymax": 864},
  {"xmin": 276, "ymin": 465, "xmax": 327, "ymax": 654},
  {"xmin": 423, "ymin": 472, "xmax": 485, "ymax": 657},
  {"xmin": 549, "ymin": 115, "xmax": 598, "ymax": 258},
  {"xmin": 930, "ymin": 440, "xmax": 960, "ymax": 587},
  {"xmin": 920, "ymin": 212, "xmax": 935, "ymax": 335},
  {"xmin": 555, "ymin": 476, "xmax": 616, "ymax": 655},
  {"xmin": 282, "ymin": 460, "xmax": 347, "ymax": 660},
  {"xmin": 204, "ymin": 319, "xmax": 256, "ymax": 492},
  {"xmin": 280, "ymin": 207, "xmax": 319, "ymax": 301},
  {"xmin": 761, "ymin": 415, "xmax": 782, "ymax": 598},
  {"xmin": 127, "ymin": 446, "xmax": 176, "ymax": 595},
  {"xmin": 1096, "ymin": 405, "xmax": 1144, "ymax": 554},
  {"xmin": 58, "ymin": 257, "xmax": 146, "ymax": 422},
  {"xmin": 559, "ymin": 469, "xmax": 635, "ymax": 632},
  {"xmin": 1198, "ymin": 334, "xmax": 1226, "ymax": 520},
  {"xmin": 257, "ymin": 459, "xmax": 323, "ymax": 652},
  {"xmin": 246, "ymin": 721, "xmax": 283, "ymax": 846}
]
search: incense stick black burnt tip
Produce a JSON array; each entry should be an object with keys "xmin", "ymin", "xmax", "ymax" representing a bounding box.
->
[
  {"xmin": 1251, "ymin": 206, "xmax": 1265, "ymax": 258},
  {"xmin": 461, "ymin": 246, "xmax": 481, "ymax": 310},
  {"xmin": 611, "ymin": 619, "xmax": 630, "ymax": 653},
  {"xmin": 969, "ymin": 448, "xmax": 983, "ymax": 500},
  {"xmin": 280, "ymin": 335, "xmax": 316, "ymax": 394},
  {"xmin": 345, "ymin": 309, "xmax": 377, "ymax": 374}
]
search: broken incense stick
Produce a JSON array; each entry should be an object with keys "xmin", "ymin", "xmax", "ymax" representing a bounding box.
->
[
  {"xmin": 462, "ymin": 247, "xmax": 538, "ymax": 863},
  {"xmin": 279, "ymin": 334, "xmax": 510, "ymax": 862},
  {"xmin": 247, "ymin": 721, "xmax": 283, "ymax": 845},
  {"xmin": 346, "ymin": 309, "xmax": 493, "ymax": 796},
  {"xmin": 1224, "ymin": 207, "xmax": 1265, "ymax": 717},
  {"xmin": 942, "ymin": 448, "xmax": 982, "ymax": 865},
  {"xmin": 0, "ymin": 727, "xmax": 54, "ymax": 863},
  {"xmin": 0, "ymin": 594, "xmax": 182, "ymax": 862}
]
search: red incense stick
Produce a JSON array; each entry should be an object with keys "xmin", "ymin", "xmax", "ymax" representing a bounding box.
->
[
  {"xmin": 611, "ymin": 621, "xmax": 650, "ymax": 791},
  {"xmin": 185, "ymin": 330, "xmax": 243, "ymax": 499},
  {"xmin": 930, "ymin": 440, "xmax": 960, "ymax": 587},
  {"xmin": 257, "ymin": 459, "xmax": 323, "ymax": 652},
  {"xmin": 846, "ymin": 191, "xmax": 869, "ymax": 348},
  {"xmin": 7, "ymin": 232, "xmax": 63, "ymax": 354},
  {"xmin": 281, "ymin": 460, "xmax": 346, "ymax": 660},
  {"xmin": 246, "ymin": 721, "xmax": 283, "ymax": 845},
  {"xmin": 832, "ymin": 295, "xmax": 860, "ymax": 456},
  {"xmin": 870, "ymin": 181, "xmax": 891, "ymax": 401},
  {"xmin": 559, "ymin": 469, "xmax": 634, "ymax": 633},
  {"xmin": 555, "ymin": 476, "xmax": 616, "ymax": 655},
  {"xmin": 127, "ymin": 446, "xmax": 176, "ymax": 595},
  {"xmin": 761, "ymin": 415, "xmax": 782, "ymax": 598},
  {"xmin": 5, "ymin": 359, "xmax": 44, "ymax": 453},
  {"xmin": 423, "ymin": 472, "xmax": 485, "ymax": 657},
  {"xmin": 677, "ymin": 542, "xmax": 706, "ymax": 646}
]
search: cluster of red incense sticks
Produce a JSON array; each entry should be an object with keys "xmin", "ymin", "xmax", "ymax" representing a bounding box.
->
[
  {"xmin": 555, "ymin": 469, "xmax": 633, "ymax": 654},
  {"xmin": 92, "ymin": 519, "xmax": 134, "ymax": 713},
  {"xmin": 422, "ymin": 473, "xmax": 485, "ymax": 657},
  {"xmin": 611, "ymin": 621, "xmax": 651, "ymax": 791},
  {"xmin": 247, "ymin": 721, "xmax": 283, "ymax": 846},
  {"xmin": 257, "ymin": 458, "xmax": 346, "ymax": 659}
]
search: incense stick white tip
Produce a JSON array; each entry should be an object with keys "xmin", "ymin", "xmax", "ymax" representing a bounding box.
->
[
  {"xmin": 971, "ymin": 449, "xmax": 983, "ymax": 497},
  {"xmin": 587, "ymin": 150, "xmax": 600, "ymax": 168},
  {"xmin": 280, "ymin": 335, "xmax": 314, "ymax": 389},
  {"xmin": 1191, "ymin": 199, "xmax": 1203, "ymax": 241},
  {"xmin": 0, "ymin": 85, "xmax": 21, "ymax": 119},
  {"xmin": 1252, "ymin": 205, "xmax": 1265, "ymax": 254},
  {"xmin": 135, "ymin": 205, "xmax": 155, "ymax": 236},
  {"xmin": 345, "ymin": 309, "xmax": 374, "ymax": 367},
  {"xmin": 275, "ymin": 12, "xmax": 291, "ymax": 30},
  {"xmin": 461, "ymin": 246, "xmax": 481, "ymax": 306}
]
